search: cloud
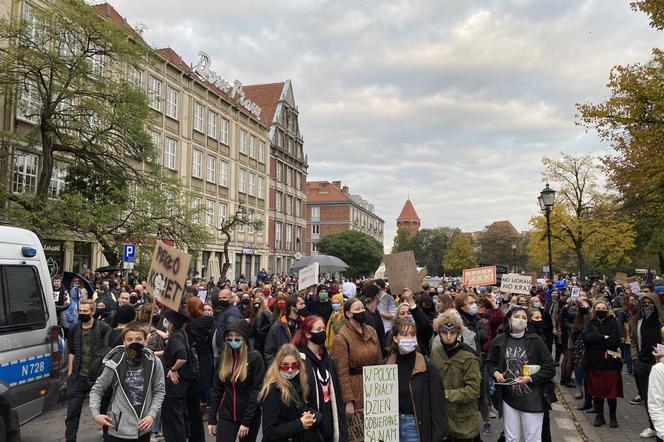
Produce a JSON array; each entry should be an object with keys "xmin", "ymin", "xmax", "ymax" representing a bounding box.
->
[{"xmin": 109, "ymin": 0, "xmax": 664, "ymax": 253}]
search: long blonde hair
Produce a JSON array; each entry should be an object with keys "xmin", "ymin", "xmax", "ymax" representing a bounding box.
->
[
  {"xmin": 218, "ymin": 334, "xmax": 248, "ymax": 383},
  {"xmin": 258, "ymin": 344, "xmax": 309, "ymax": 404}
]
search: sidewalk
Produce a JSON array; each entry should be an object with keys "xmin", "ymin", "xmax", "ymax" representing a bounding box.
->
[{"xmin": 557, "ymin": 368, "xmax": 653, "ymax": 442}]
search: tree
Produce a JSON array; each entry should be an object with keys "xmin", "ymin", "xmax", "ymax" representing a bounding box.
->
[
  {"xmin": 391, "ymin": 227, "xmax": 412, "ymax": 253},
  {"xmin": 215, "ymin": 206, "xmax": 264, "ymax": 280},
  {"xmin": 317, "ymin": 230, "xmax": 383, "ymax": 278},
  {"xmin": 409, "ymin": 227, "xmax": 458, "ymax": 276},
  {"xmin": 477, "ymin": 222, "xmax": 526, "ymax": 270},
  {"xmin": 527, "ymin": 154, "xmax": 636, "ymax": 275},
  {"xmin": 443, "ymin": 233, "xmax": 477, "ymax": 275}
]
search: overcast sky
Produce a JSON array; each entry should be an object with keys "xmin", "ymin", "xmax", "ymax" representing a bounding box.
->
[{"xmin": 108, "ymin": 0, "xmax": 664, "ymax": 250}]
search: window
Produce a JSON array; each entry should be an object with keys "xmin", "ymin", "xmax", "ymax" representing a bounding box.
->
[
  {"xmin": 258, "ymin": 141, "xmax": 266, "ymax": 163},
  {"xmin": 218, "ymin": 202, "xmax": 227, "ymax": 227},
  {"xmin": 311, "ymin": 206, "xmax": 320, "ymax": 220},
  {"xmin": 208, "ymin": 112, "xmax": 217, "ymax": 139},
  {"xmin": 249, "ymin": 136, "xmax": 256, "ymax": 159},
  {"xmin": 296, "ymin": 227, "xmax": 302, "ymax": 252},
  {"xmin": 239, "ymin": 130, "xmax": 248, "ymax": 155},
  {"xmin": 286, "ymin": 196, "xmax": 292, "ymax": 215},
  {"xmin": 239, "ymin": 169, "xmax": 247, "ymax": 193},
  {"xmin": 12, "ymin": 152, "xmax": 38, "ymax": 194},
  {"xmin": 258, "ymin": 176, "xmax": 265, "ymax": 199},
  {"xmin": 219, "ymin": 160, "xmax": 229, "ymax": 187},
  {"xmin": 312, "ymin": 224, "xmax": 320, "ymax": 235},
  {"xmin": 164, "ymin": 137, "xmax": 177, "ymax": 170},
  {"xmin": 275, "ymin": 223, "xmax": 282, "ymax": 249},
  {"xmin": 148, "ymin": 76, "xmax": 162, "ymax": 111},
  {"xmin": 192, "ymin": 149, "xmax": 203, "ymax": 179},
  {"xmin": 90, "ymin": 51, "xmax": 105, "ymax": 77},
  {"xmin": 276, "ymin": 162, "xmax": 282, "ymax": 182},
  {"xmin": 166, "ymin": 86, "xmax": 179, "ymax": 119},
  {"xmin": 48, "ymin": 163, "xmax": 67, "ymax": 199},
  {"xmin": 207, "ymin": 155, "xmax": 216, "ymax": 183},
  {"xmin": 286, "ymin": 224, "xmax": 292, "ymax": 250},
  {"xmin": 22, "ymin": 3, "xmax": 43, "ymax": 44},
  {"xmin": 193, "ymin": 102, "xmax": 204, "ymax": 132},
  {"xmin": 286, "ymin": 167, "xmax": 292, "ymax": 186},
  {"xmin": 311, "ymin": 242, "xmax": 319, "ymax": 253},
  {"xmin": 191, "ymin": 197, "xmax": 201, "ymax": 224},
  {"xmin": 275, "ymin": 191, "xmax": 282, "ymax": 212},
  {"xmin": 17, "ymin": 80, "xmax": 40, "ymax": 123},
  {"xmin": 150, "ymin": 131, "xmax": 161, "ymax": 152},
  {"xmin": 128, "ymin": 66, "xmax": 143, "ymax": 89},
  {"xmin": 206, "ymin": 200, "xmax": 214, "ymax": 227},
  {"xmin": 247, "ymin": 211, "xmax": 254, "ymax": 234},
  {"xmin": 0, "ymin": 265, "xmax": 47, "ymax": 331},
  {"xmin": 248, "ymin": 173, "xmax": 256, "ymax": 196},
  {"xmin": 296, "ymin": 172, "xmax": 302, "ymax": 190},
  {"xmin": 295, "ymin": 199, "xmax": 301, "ymax": 217},
  {"xmin": 220, "ymin": 118, "xmax": 229, "ymax": 144}
]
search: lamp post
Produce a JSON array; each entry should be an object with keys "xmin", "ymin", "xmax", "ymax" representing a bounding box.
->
[
  {"xmin": 511, "ymin": 243, "xmax": 517, "ymax": 273},
  {"xmin": 539, "ymin": 183, "xmax": 556, "ymax": 280}
]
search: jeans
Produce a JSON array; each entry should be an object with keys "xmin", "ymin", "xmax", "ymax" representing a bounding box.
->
[
  {"xmin": 399, "ymin": 414, "xmax": 420, "ymax": 442},
  {"xmin": 621, "ymin": 343, "xmax": 633, "ymax": 372},
  {"xmin": 573, "ymin": 366, "xmax": 584, "ymax": 386},
  {"xmin": 151, "ymin": 408, "xmax": 161, "ymax": 434}
]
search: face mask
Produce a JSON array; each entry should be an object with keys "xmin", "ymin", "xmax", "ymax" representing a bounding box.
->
[
  {"xmin": 398, "ymin": 338, "xmax": 418, "ymax": 354},
  {"xmin": 534, "ymin": 302, "xmax": 542, "ymax": 309},
  {"xmin": 468, "ymin": 303, "xmax": 478, "ymax": 315},
  {"xmin": 280, "ymin": 369, "xmax": 299, "ymax": 380},
  {"xmin": 94, "ymin": 309, "xmax": 105, "ymax": 319},
  {"xmin": 511, "ymin": 317, "xmax": 527, "ymax": 333},
  {"xmin": 219, "ymin": 300, "xmax": 230, "ymax": 308},
  {"xmin": 277, "ymin": 301, "xmax": 286, "ymax": 310},
  {"xmin": 162, "ymin": 319, "xmax": 170, "ymax": 329},
  {"xmin": 332, "ymin": 303, "xmax": 340, "ymax": 312},
  {"xmin": 642, "ymin": 305, "xmax": 655, "ymax": 318},
  {"xmin": 125, "ymin": 342, "xmax": 144, "ymax": 362},
  {"xmin": 227, "ymin": 338, "xmax": 243, "ymax": 350},
  {"xmin": 254, "ymin": 302, "xmax": 261, "ymax": 309},
  {"xmin": 78, "ymin": 313, "xmax": 91, "ymax": 323},
  {"xmin": 310, "ymin": 330, "xmax": 326, "ymax": 346},
  {"xmin": 595, "ymin": 310, "xmax": 608, "ymax": 320},
  {"xmin": 74, "ymin": 282, "xmax": 80, "ymax": 287},
  {"xmin": 437, "ymin": 288, "xmax": 444, "ymax": 294},
  {"xmin": 352, "ymin": 312, "xmax": 366, "ymax": 324},
  {"xmin": 241, "ymin": 299, "xmax": 250, "ymax": 305},
  {"xmin": 319, "ymin": 293, "xmax": 329, "ymax": 302}
]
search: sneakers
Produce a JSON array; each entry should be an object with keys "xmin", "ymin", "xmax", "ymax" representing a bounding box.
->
[
  {"xmin": 631, "ymin": 395, "xmax": 644, "ymax": 405},
  {"xmin": 488, "ymin": 406, "xmax": 498, "ymax": 419},
  {"xmin": 483, "ymin": 422, "xmax": 492, "ymax": 436},
  {"xmin": 640, "ymin": 428, "xmax": 657, "ymax": 438}
]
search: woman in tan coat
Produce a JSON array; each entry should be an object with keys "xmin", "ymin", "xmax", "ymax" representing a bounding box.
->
[{"xmin": 331, "ymin": 297, "xmax": 382, "ymax": 419}]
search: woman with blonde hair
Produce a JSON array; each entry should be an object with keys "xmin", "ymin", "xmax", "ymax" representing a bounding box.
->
[
  {"xmin": 208, "ymin": 319, "xmax": 265, "ymax": 441},
  {"xmin": 325, "ymin": 294, "xmax": 346, "ymax": 349},
  {"xmin": 259, "ymin": 344, "xmax": 320, "ymax": 441}
]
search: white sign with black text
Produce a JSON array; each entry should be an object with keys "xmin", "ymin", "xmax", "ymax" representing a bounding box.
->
[
  {"xmin": 500, "ymin": 273, "xmax": 534, "ymax": 295},
  {"xmin": 297, "ymin": 262, "xmax": 319, "ymax": 290}
]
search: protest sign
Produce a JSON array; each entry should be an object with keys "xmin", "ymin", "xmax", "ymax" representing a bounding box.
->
[
  {"xmin": 383, "ymin": 251, "xmax": 421, "ymax": 295},
  {"xmin": 347, "ymin": 409, "xmax": 364, "ymax": 442},
  {"xmin": 500, "ymin": 273, "xmax": 534, "ymax": 295},
  {"xmin": 571, "ymin": 287, "xmax": 580, "ymax": 300},
  {"xmin": 146, "ymin": 240, "xmax": 192, "ymax": 311},
  {"xmin": 615, "ymin": 272, "xmax": 628, "ymax": 284},
  {"xmin": 629, "ymin": 281, "xmax": 641, "ymax": 295},
  {"xmin": 297, "ymin": 262, "xmax": 319, "ymax": 289},
  {"xmin": 197, "ymin": 290, "xmax": 207, "ymax": 303},
  {"xmin": 363, "ymin": 364, "xmax": 399, "ymax": 442},
  {"xmin": 463, "ymin": 266, "xmax": 497, "ymax": 287}
]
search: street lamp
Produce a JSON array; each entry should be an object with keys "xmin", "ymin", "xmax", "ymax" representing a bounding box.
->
[
  {"xmin": 539, "ymin": 183, "xmax": 556, "ymax": 280},
  {"xmin": 511, "ymin": 243, "xmax": 517, "ymax": 273}
]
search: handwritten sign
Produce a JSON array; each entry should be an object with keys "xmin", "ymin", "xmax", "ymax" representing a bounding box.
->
[
  {"xmin": 463, "ymin": 266, "xmax": 497, "ymax": 287},
  {"xmin": 347, "ymin": 409, "xmax": 364, "ymax": 442},
  {"xmin": 363, "ymin": 364, "xmax": 399, "ymax": 442},
  {"xmin": 615, "ymin": 272, "xmax": 628, "ymax": 284},
  {"xmin": 500, "ymin": 273, "xmax": 534, "ymax": 295},
  {"xmin": 298, "ymin": 262, "xmax": 319, "ymax": 290},
  {"xmin": 383, "ymin": 251, "xmax": 421, "ymax": 296},
  {"xmin": 629, "ymin": 281, "xmax": 641, "ymax": 295},
  {"xmin": 146, "ymin": 241, "xmax": 192, "ymax": 311}
]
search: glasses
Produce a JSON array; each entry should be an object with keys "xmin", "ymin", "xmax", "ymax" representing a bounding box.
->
[{"xmin": 279, "ymin": 362, "xmax": 300, "ymax": 371}]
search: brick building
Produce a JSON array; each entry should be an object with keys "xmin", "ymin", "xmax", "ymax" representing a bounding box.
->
[
  {"xmin": 396, "ymin": 199, "xmax": 420, "ymax": 238},
  {"xmin": 305, "ymin": 181, "xmax": 384, "ymax": 255}
]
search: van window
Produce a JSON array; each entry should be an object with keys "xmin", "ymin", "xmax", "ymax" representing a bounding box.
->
[{"xmin": 0, "ymin": 265, "xmax": 46, "ymax": 332}]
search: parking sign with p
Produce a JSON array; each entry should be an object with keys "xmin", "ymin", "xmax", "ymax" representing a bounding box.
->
[{"xmin": 123, "ymin": 243, "xmax": 136, "ymax": 262}]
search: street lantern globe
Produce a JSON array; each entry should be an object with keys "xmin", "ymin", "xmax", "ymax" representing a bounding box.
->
[
  {"xmin": 540, "ymin": 183, "xmax": 556, "ymax": 208},
  {"xmin": 538, "ymin": 196, "xmax": 545, "ymax": 212},
  {"xmin": 511, "ymin": 243, "xmax": 517, "ymax": 250}
]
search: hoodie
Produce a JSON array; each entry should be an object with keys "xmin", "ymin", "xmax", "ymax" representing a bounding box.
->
[{"xmin": 89, "ymin": 345, "xmax": 165, "ymax": 440}]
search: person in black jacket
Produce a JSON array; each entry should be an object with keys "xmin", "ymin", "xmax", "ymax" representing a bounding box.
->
[
  {"xmin": 455, "ymin": 292, "xmax": 488, "ymax": 354},
  {"xmin": 208, "ymin": 319, "xmax": 265, "ymax": 442},
  {"xmin": 259, "ymin": 344, "xmax": 320, "ymax": 442},
  {"xmin": 582, "ymin": 299, "xmax": 623, "ymax": 428},
  {"xmin": 399, "ymin": 289, "xmax": 434, "ymax": 355},
  {"xmin": 293, "ymin": 315, "xmax": 348, "ymax": 442},
  {"xmin": 161, "ymin": 309, "xmax": 189, "ymax": 442},
  {"xmin": 265, "ymin": 294, "xmax": 305, "ymax": 366}
]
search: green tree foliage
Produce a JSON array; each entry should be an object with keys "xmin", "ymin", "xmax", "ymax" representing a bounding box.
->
[
  {"xmin": 442, "ymin": 233, "xmax": 477, "ymax": 275},
  {"xmin": 391, "ymin": 227, "xmax": 412, "ymax": 253},
  {"xmin": 478, "ymin": 223, "xmax": 526, "ymax": 270},
  {"xmin": 409, "ymin": 227, "xmax": 458, "ymax": 276},
  {"xmin": 317, "ymin": 230, "xmax": 383, "ymax": 278}
]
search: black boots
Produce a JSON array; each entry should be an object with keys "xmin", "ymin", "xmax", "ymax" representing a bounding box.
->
[
  {"xmin": 609, "ymin": 415, "xmax": 618, "ymax": 428},
  {"xmin": 578, "ymin": 394, "xmax": 593, "ymax": 411},
  {"xmin": 608, "ymin": 399, "xmax": 618, "ymax": 428},
  {"xmin": 593, "ymin": 398, "xmax": 606, "ymax": 427}
]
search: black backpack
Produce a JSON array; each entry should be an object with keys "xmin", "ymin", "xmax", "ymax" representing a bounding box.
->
[{"xmin": 181, "ymin": 330, "xmax": 200, "ymax": 381}]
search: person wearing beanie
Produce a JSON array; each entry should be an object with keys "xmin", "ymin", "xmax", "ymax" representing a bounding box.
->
[
  {"xmin": 326, "ymin": 294, "xmax": 346, "ymax": 349},
  {"xmin": 108, "ymin": 304, "xmax": 137, "ymax": 347},
  {"xmin": 307, "ymin": 285, "xmax": 333, "ymax": 323},
  {"xmin": 161, "ymin": 309, "xmax": 190, "ymax": 442}
]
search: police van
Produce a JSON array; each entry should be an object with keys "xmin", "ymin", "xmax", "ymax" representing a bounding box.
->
[{"xmin": 0, "ymin": 226, "xmax": 66, "ymax": 441}]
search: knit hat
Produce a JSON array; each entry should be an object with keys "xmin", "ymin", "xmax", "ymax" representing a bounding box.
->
[
  {"xmin": 332, "ymin": 293, "xmax": 344, "ymax": 305},
  {"xmin": 317, "ymin": 284, "xmax": 329, "ymax": 294},
  {"xmin": 225, "ymin": 318, "xmax": 251, "ymax": 340},
  {"xmin": 116, "ymin": 305, "xmax": 136, "ymax": 325},
  {"xmin": 164, "ymin": 308, "xmax": 187, "ymax": 329}
]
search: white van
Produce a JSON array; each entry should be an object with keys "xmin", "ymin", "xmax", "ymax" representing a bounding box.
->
[{"xmin": 0, "ymin": 226, "xmax": 66, "ymax": 442}]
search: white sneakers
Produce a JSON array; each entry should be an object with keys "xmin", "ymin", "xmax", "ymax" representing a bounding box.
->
[{"xmin": 639, "ymin": 428, "xmax": 657, "ymax": 438}]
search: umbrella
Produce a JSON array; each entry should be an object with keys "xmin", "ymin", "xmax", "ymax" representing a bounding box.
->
[
  {"xmin": 95, "ymin": 265, "xmax": 121, "ymax": 273},
  {"xmin": 62, "ymin": 271, "xmax": 94, "ymax": 299},
  {"xmin": 290, "ymin": 254, "xmax": 349, "ymax": 274}
]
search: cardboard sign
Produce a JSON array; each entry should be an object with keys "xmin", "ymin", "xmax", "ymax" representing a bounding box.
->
[
  {"xmin": 363, "ymin": 364, "xmax": 399, "ymax": 442},
  {"xmin": 615, "ymin": 272, "xmax": 628, "ymax": 284},
  {"xmin": 500, "ymin": 273, "xmax": 534, "ymax": 295},
  {"xmin": 629, "ymin": 281, "xmax": 641, "ymax": 295},
  {"xmin": 347, "ymin": 410, "xmax": 364, "ymax": 442},
  {"xmin": 463, "ymin": 266, "xmax": 497, "ymax": 287},
  {"xmin": 146, "ymin": 241, "xmax": 192, "ymax": 311},
  {"xmin": 297, "ymin": 262, "xmax": 319, "ymax": 290},
  {"xmin": 383, "ymin": 251, "xmax": 422, "ymax": 296}
]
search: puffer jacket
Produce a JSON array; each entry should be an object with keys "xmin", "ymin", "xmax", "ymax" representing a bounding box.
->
[{"xmin": 89, "ymin": 346, "xmax": 165, "ymax": 440}]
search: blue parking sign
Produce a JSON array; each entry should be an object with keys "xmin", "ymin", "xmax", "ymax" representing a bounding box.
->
[{"xmin": 123, "ymin": 243, "xmax": 136, "ymax": 262}]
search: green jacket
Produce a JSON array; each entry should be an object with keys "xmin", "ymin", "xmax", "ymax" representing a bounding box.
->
[{"xmin": 431, "ymin": 337, "xmax": 481, "ymax": 440}]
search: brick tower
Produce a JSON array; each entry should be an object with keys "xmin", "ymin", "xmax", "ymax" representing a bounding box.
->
[{"xmin": 397, "ymin": 199, "xmax": 420, "ymax": 238}]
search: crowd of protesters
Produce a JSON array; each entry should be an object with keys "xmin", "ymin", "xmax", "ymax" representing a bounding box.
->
[{"xmin": 52, "ymin": 267, "xmax": 664, "ymax": 442}]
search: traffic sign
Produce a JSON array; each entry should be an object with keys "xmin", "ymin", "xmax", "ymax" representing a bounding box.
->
[{"xmin": 123, "ymin": 243, "xmax": 136, "ymax": 262}]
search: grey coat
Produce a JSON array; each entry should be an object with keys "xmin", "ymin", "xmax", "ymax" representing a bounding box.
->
[{"xmin": 89, "ymin": 345, "xmax": 165, "ymax": 440}]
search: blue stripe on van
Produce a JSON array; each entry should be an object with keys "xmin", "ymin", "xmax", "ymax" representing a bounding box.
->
[{"xmin": 0, "ymin": 354, "xmax": 51, "ymax": 387}]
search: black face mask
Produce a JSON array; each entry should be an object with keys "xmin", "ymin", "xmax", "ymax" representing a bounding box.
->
[
  {"xmin": 310, "ymin": 330, "xmax": 326, "ymax": 346},
  {"xmin": 219, "ymin": 300, "xmax": 230, "ymax": 309},
  {"xmin": 352, "ymin": 312, "xmax": 366, "ymax": 324},
  {"xmin": 595, "ymin": 310, "xmax": 608, "ymax": 320},
  {"xmin": 530, "ymin": 320, "xmax": 545, "ymax": 334},
  {"xmin": 580, "ymin": 307, "xmax": 590, "ymax": 315},
  {"xmin": 94, "ymin": 309, "xmax": 106, "ymax": 319},
  {"xmin": 241, "ymin": 299, "xmax": 250, "ymax": 305},
  {"xmin": 78, "ymin": 313, "xmax": 92, "ymax": 323},
  {"xmin": 125, "ymin": 342, "xmax": 144, "ymax": 363}
]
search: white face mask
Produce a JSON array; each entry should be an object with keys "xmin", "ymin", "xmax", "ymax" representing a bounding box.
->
[
  {"xmin": 398, "ymin": 338, "xmax": 418, "ymax": 354},
  {"xmin": 280, "ymin": 369, "xmax": 299, "ymax": 380},
  {"xmin": 511, "ymin": 317, "xmax": 527, "ymax": 333},
  {"xmin": 162, "ymin": 319, "xmax": 170, "ymax": 329}
]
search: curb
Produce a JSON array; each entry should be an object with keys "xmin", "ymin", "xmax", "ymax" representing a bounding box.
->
[{"xmin": 556, "ymin": 385, "xmax": 602, "ymax": 442}]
